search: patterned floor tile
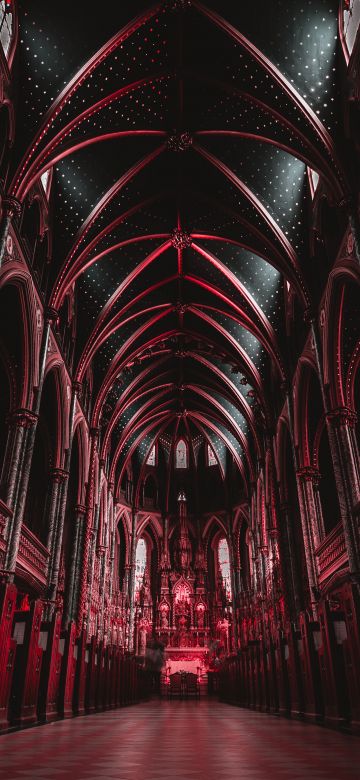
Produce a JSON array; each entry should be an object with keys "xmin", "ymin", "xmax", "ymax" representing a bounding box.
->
[{"xmin": 1, "ymin": 701, "xmax": 360, "ymax": 779}]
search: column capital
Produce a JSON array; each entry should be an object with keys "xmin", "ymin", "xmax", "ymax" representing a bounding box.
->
[
  {"xmin": 50, "ymin": 467, "xmax": 69, "ymax": 483},
  {"xmin": 12, "ymin": 408, "xmax": 38, "ymax": 429},
  {"xmin": 296, "ymin": 466, "xmax": 321, "ymax": 484},
  {"xmin": 2, "ymin": 196, "xmax": 22, "ymax": 221},
  {"xmin": 326, "ymin": 406, "xmax": 357, "ymax": 428},
  {"xmin": 45, "ymin": 306, "xmax": 59, "ymax": 324}
]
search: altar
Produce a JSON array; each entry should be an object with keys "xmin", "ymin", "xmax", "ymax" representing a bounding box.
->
[{"xmin": 164, "ymin": 647, "xmax": 209, "ymax": 676}]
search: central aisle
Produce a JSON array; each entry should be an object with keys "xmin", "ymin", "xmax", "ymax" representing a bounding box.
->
[{"xmin": 1, "ymin": 701, "xmax": 359, "ymax": 780}]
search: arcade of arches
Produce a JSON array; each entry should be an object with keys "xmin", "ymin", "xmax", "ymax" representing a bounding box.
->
[{"xmin": 0, "ymin": 2, "xmax": 360, "ymax": 777}]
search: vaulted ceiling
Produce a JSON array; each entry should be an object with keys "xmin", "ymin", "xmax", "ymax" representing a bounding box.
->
[{"xmin": 13, "ymin": 0, "xmax": 349, "ymax": 499}]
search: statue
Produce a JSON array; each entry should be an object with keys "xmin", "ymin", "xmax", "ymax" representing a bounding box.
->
[{"xmin": 160, "ymin": 608, "xmax": 169, "ymax": 629}]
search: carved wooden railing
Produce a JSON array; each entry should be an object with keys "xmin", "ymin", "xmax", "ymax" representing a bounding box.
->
[
  {"xmin": 17, "ymin": 523, "xmax": 49, "ymax": 586},
  {"xmin": 315, "ymin": 521, "xmax": 348, "ymax": 584},
  {"xmin": 0, "ymin": 498, "xmax": 12, "ymax": 568}
]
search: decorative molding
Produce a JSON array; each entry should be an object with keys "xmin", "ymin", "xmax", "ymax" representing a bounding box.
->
[
  {"xmin": 167, "ymin": 130, "xmax": 193, "ymax": 151},
  {"xmin": 50, "ymin": 467, "xmax": 69, "ymax": 484},
  {"xmin": 296, "ymin": 466, "xmax": 321, "ymax": 484},
  {"xmin": 315, "ymin": 522, "xmax": 348, "ymax": 585},
  {"xmin": 12, "ymin": 408, "xmax": 38, "ymax": 429},
  {"xmin": 171, "ymin": 228, "xmax": 192, "ymax": 250},
  {"xmin": 326, "ymin": 406, "xmax": 357, "ymax": 428},
  {"xmin": 17, "ymin": 523, "xmax": 50, "ymax": 586}
]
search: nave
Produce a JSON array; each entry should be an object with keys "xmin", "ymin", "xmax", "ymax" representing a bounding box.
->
[
  {"xmin": 0, "ymin": 2, "xmax": 360, "ymax": 775},
  {"xmin": 1, "ymin": 700, "xmax": 360, "ymax": 780}
]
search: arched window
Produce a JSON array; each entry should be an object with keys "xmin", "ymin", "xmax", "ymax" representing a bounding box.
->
[
  {"xmin": 308, "ymin": 167, "xmax": 320, "ymax": 199},
  {"xmin": 0, "ymin": 2, "xmax": 12, "ymax": 59},
  {"xmin": 135, "ymin": 538, "xmax": 147, "ymax": 594},
  {"xmin": 342, "ymin": 0, "xmax": 360, "ymax": 60},
  {"xmin": 175, "ymin": 438, "xmax": 187, "ymax": 469},
  {"xmin": 218, "ymin": 538, "xmax": 232, "ymax": 600},
  {"xmin": 40, "ymin": 169, "xmax": 52, "ymax": 200},
  {"xmin": 146, "ymin": 444, "xmax": 156, "ymax": 466},
  {"xmin": 207, "ymin": 444, "xmax": 217, "ymax": 466}
]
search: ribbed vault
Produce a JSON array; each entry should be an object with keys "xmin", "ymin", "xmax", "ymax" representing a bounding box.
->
[{"xmin": 12, "ymin": 0, "xmax": 349, "ymax": 506}]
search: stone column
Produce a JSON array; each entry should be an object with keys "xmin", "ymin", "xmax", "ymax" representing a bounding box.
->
[
  {"xmin": 309, "ymin": 317, "xmax": 360, "ymax": 575},
  {"xmin": 232, "ymin": 533, "xmax": 242, "ymax": 600},
  {"xmin": 227, "ymin": 512, "xmax": 239, "ymax": 650},
  {"xmin": 265, "ymin": 431, "xmax": 296, "ymax": 622},
  {"xmin": 76, "ymin": 427, "xmax": 99, "ymax": 633},
  {"xmin": 123, "ymin": 564, "xmax": 131, "ymax": 598},
  {"xmin": 2, "ymin": 409, "xmax": 36, "ymax": 529},
  {"xmin": 64, "ymin": 504, "xmax": 86, "ymax": 625},
  {"xmin": 296, "ymin": 467, "xmax": 323, "ymax": 554},
  {"xmin": 4, "ymin": 411, "xmax": 37, "ymax": 568},
  {"xmin": 108, "ymin": 528, "xmax": 115, "ymax": 603},
  {"xmin": 326, "ymin": 407, "xmax": 360, "ymax": 575},
  {"xmin": 86, "ymin": 501, "xmax": 101, "ymax": 631},
  {"xmin": 47, "ymin": 383, "xmax": 79, "ymax": 614},
  {"xmin": 97, "ymin": 546, "xmax": 107, "ymax": 640},
  {"xmin": 278, "ymin": 501, "xmax": 302, "ymax": 615},
  {"xmin": 4, "ymin": 308, "xmax": 58, "ymax": 577},
  {"xmin": 127, "ymin": 508, "xmax": 138, "ymax": 653},
  {"xmin": 48, "ymin": 469, "xmax": 69, "ymax": 596},
  {"xmin": 0, "ymin": 411, "xmax": 23, "ymax": 505},
  {"xmin": 286, "ymin": 393, "xmax": 319, "ymax": 614},
  {"xmin": 0, "ymin": 197, "xmax": 22, "ymax": 268},
  {"xmin": 163, "ymin": 513, "xmax": 169, "ymax": 560},
  {"xmin": 45, "ymin": 468, "xmax": 68, "ymax": 571}
]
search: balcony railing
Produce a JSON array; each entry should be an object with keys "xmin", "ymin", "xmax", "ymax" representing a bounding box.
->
[
  {"xmin": 17, "ymin": 523, "xmax": 49, "ymax": 586},
  {"xmin": 0, "ymin": 498, "xmax": 12, "ymax": 568},
  {"xmin": 315, "ymin": 522, "xmax": 348, "ymax": 584}
]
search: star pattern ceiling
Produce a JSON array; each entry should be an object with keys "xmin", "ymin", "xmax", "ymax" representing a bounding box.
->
[{"xmin": 12, "ymin": 0, "xmax": 350, "ymax": 500}]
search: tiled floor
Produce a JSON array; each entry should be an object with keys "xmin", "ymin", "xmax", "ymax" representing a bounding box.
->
[{"xmin": 1, "ymin": 700, "xmax": 359, "ymax": 779}]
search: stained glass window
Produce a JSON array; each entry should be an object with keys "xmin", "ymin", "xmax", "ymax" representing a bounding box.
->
[
  {"xmin": 0, "ymin": 2, "xmax": 12, "ymax": 59},
  {"xmin": 175, "ymin": 438, "xmax": 187, "ymax": 469},
  {"xmin": 135, "ymin": 538, "xmax": 147, "ymax": 594},
  {"xmin": 146, "ymin": 444, "xmax": 156, "ymax": 466},
  {"xmin": 207, "ymin": 444, "xmax": 217, "ymax": 466},
  {"xmin": 218, "ymin": 538, "xmax": 232, "ymax": 600}
]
